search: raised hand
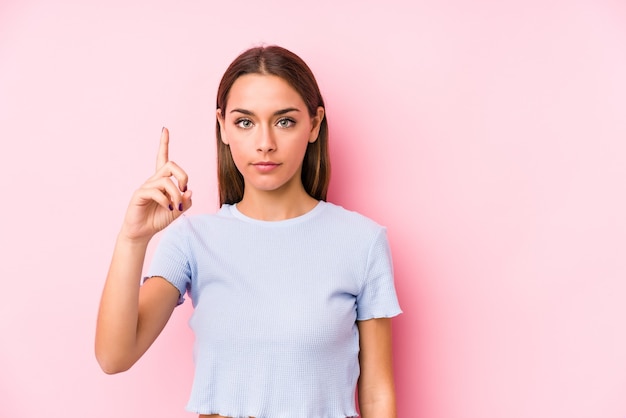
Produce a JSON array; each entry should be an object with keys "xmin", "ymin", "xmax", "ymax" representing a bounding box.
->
[{"xmin": 120, "ymin": 127, "xmax": 192, "ymax": 243}]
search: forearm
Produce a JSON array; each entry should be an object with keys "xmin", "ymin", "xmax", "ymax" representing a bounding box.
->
[{"xmin": 95, "ymin": 234, "xmax": 149, "ymax": 373}]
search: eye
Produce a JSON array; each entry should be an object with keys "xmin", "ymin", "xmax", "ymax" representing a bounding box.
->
[
  {"xmin": 276, "ymin": 118, "xmax": 295, "ymax": 128},
  {"xmin": 235, "ymin": 118, "xmax": 253, "ymax": 129}
]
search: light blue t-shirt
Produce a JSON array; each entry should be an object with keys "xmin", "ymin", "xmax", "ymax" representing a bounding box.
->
[{"xmin": 146, "ymin": 201, "xmax": 402, "ymax": 417}]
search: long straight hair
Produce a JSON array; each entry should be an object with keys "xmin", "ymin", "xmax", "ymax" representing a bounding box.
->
[{"xmin": 216, "ymin": 45, "xmax": 330, "ymax": 206}]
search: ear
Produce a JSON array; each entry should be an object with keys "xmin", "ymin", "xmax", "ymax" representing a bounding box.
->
[
  {"xmin": 308, "ymin": 106, "xmax": 325, "ymax": 143},
  {"xmin": 217, "ymin": 109, "xmax": 228, "ymax": 145}
]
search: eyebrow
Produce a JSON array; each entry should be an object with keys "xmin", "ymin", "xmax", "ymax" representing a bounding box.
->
[{"xmin": 229, "ymin": 107, "xmax": 301, "ymax": 116}]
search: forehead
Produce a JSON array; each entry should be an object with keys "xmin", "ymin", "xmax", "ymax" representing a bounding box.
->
[{"xmin": 226, "ymin": 74, "xmax": 306, "ymax": 113}]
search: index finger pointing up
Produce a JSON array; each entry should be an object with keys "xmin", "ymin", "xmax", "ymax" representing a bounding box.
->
[{"xmin": 157, "ymin": 127, "xmax": 169, "ymax": 170}]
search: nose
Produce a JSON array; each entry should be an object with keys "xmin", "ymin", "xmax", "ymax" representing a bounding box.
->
[{"xmin": 256, "ymin": 125, "xmax": 276, "ymax": 153}]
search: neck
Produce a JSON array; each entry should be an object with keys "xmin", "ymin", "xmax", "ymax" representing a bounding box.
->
[{"xmin": 236, "ymin": 188, "xmax": 319, "ymax": 221}]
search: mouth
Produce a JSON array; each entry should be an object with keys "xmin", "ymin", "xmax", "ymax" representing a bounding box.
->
[{"xmin": 252, "ymin": 161, "xmax": 281, "ymax": 172}]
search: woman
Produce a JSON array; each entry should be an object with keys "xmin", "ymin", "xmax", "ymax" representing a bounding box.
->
[{"xmin": 95, "ymin": 45, "xmax": 402, "ymax": 418}]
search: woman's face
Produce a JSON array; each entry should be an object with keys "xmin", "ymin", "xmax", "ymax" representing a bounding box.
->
[{"xmin": 217, "ymin": 74, "xmax": 324, "ymax": 198}]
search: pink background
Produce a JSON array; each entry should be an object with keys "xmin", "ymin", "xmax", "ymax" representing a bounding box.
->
[{"xmin": 1, "ymin": 0, "xmax": 625, "ymax": 417}]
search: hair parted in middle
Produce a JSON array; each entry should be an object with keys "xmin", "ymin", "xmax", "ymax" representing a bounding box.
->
[{"xmin": 215, "ymin": 45, "xmax": 330, "ymax": 206}]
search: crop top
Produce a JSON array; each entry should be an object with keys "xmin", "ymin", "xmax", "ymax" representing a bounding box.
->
[{"xmin": 146, "ymin": 201, "xmax": 402, "ymax": 417}]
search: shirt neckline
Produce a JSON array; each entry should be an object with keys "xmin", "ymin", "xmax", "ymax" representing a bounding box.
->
[{"xmin": 227, "ymin": 200, "xmax": 327, "ymax": 226}]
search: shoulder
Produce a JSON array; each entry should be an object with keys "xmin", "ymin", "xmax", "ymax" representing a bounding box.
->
[
  {"xmin": 319, "ymin": 201, "xmax": 385, "ymax": 231},
  {"xmin": 317, "ymin": 201, "xmax": 388, "ymax": 244},
  {"xmin": 161, "ymin": 205, "xmax": 235, "ymax": 237}
]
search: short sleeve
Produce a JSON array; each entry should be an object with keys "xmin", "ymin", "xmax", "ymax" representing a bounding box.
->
[
  {"xmin": 356, "ymin": 228, "xmax": 402, "ymax": 320},
  {"xmin": 144, "ymin": 217, "xmax": 192, "ymax": 306}
]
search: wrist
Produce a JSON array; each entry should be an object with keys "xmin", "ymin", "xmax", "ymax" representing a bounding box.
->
[{"xmin": 116, "ymin": 229, "xmax": 152, "ymax": 248}]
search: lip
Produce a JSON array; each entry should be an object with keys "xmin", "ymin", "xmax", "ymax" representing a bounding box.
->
[{"xmin": 252, "ymin": 161, "xmax": 281, "ymax": 172}]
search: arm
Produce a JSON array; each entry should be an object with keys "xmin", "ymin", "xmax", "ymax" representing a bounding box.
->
[
  {"xmin": 95, "ymin": 128, "xmax": 192, "ymax": 374},
  {"xmin": 95, "ymin": 238, "xmax": 180, "ymax": 374},
  {"xmin": 357, "ymin": 317, "xmax": 398, "ymax": 418}
]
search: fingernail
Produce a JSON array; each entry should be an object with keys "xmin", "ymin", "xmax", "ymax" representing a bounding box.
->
[
  {"xmin": 178, "ymin": 203, "xmax": 183, "ymax": 211},
  {"xmin": 182, "ymin": 185, "xmax": 188, "ymax": 192},
  {"xmin": 169, "ymin": 204, "xmax": 173, "ymax": 211},
  {"xmin": 162, "ymin": 126, "xmax": 165, "ymax": 133}
]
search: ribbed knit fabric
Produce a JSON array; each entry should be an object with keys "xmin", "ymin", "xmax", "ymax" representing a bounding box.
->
[{"xmin": 146, "ymin": 201, "xmax": 402, "ymax": 417}]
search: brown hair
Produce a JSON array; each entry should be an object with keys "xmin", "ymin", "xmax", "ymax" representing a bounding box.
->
[{"xmin": 216, "ymin": 45, "xmax": 330, "ymax": 206}]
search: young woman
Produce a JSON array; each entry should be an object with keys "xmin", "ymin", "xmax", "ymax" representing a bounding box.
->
[{"xmin": 95, "ymin": 45, "xmax": 402, "ymax": 418}]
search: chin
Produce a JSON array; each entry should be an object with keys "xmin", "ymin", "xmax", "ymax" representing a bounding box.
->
[{"xmin": 246, "ymin": 179, "xmax": 295, "ymax": 194}]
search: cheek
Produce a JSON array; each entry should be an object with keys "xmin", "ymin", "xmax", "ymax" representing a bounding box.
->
[
  {"xmin": 296, "ymin": 139, "xmax": 311, "ymax": 159},
  {"xmin": 223, "ymin": 129, "xmax": 246, "ymax": 157},
  {"xmin": 227, "ymin": 144, "xmax": 246, "ymax": 169}
]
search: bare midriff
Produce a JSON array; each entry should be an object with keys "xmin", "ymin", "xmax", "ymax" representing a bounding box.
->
[{"xmin": 199, "ymin": 415, "xmax": 255, "ymax": 418}]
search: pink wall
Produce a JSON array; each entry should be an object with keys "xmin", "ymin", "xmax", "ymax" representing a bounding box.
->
[{"xmin": 1, "ymin": 1, "xmax": 625, "ymax": 417}]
